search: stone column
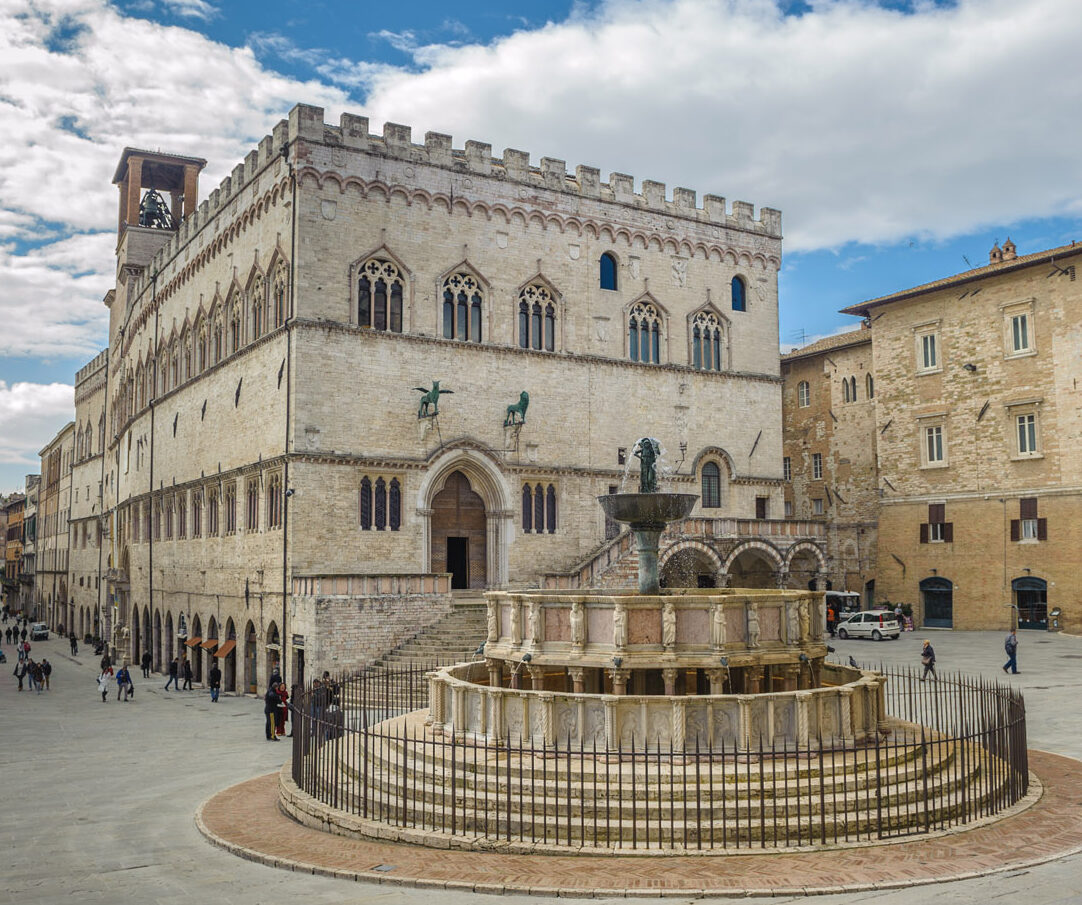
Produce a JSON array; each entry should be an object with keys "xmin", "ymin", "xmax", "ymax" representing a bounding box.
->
[
  {"xmin": 662, "ymin": 667, "xmax": 679, "ymax": 696},
  {"xmin": 705, "ymin": 667, "xmax": 726, "ymax": 695},
  {"xmin": 839, "ymin": 688, "xmax": 854, "ymax": 740},
  {"xmin": 671, "ymin": 698, "xmax": 686, "ymax": 751},
  {"xmin": 528, "ymin": 665, "xmax": 546, "ymax": 691},
  {"xmin": 568, "ymin": 666, "xmax": 586, "ymax": 694},
  {"xmin": 796, "ymin": 691, "xmax": 811, "ymax": 746},
  {"xmin": 737, "ymin": 695, "xmax": 752, "ymax": 750},
  {"xmin": 486, "ymin": 658, "xmax": 502, "ymax": 689},
  {"xmin": 746, "ymin": 665, "xmax": 764, "ymax": 694},
  {"xmin": 610, "ymin": 667, "xmax": 630, "ymax": 696},
  {"xmin": 782, "ymin": 663, "xmax": 800, "ymax": 692}
]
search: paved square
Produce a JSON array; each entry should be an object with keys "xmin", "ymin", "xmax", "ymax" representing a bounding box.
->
[{"xmin": 4, "ymin": 629, "xmax": 1082, "ymax": 904}]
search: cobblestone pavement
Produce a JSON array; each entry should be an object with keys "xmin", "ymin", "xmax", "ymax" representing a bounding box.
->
[{"xmin": 4, "ymin": 629, "xmax": 1082, "ymax": 905}]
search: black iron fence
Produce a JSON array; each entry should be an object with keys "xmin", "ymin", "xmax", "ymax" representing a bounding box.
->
[{"xmin": 290, "ymin": 662, "xmax": 1028, "ymax": 851}]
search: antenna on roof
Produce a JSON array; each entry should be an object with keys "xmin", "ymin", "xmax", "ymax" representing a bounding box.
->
[{"xmin": 962, "ymin": 255, "xmax": 973, "ymax": 268}]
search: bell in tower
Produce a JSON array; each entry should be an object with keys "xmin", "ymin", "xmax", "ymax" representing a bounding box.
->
[{"xmin": 138, "ymin": 188, "xmax": 175, "ymax": 230}]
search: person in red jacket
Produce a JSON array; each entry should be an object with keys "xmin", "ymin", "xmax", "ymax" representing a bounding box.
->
[{"xmin": 276, "ymin": 682, "xmax": 289, "ymax": 737}]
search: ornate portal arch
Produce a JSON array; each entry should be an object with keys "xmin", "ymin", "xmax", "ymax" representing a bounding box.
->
[{"xmin": 415, "ymin": 445, "xmax": 513, "ymax": 588}]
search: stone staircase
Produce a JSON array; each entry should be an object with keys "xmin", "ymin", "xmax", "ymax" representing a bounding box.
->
[
  {"xmin": 319, "ymin": 710, "xmax": 1014, "ymax": 852},
  {"xmin": 373, "ymin": 593, "xmax": 488, "ymax": 669}
]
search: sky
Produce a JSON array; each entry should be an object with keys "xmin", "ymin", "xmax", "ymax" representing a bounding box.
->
[{"xmin": 2, "ymin": 0, "xmax": 1082, "ymax": 493}]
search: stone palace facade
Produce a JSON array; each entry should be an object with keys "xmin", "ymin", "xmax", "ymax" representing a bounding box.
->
[{"xmin": 77, "ymin": 103, "xmax": 828, "ymax": 690}]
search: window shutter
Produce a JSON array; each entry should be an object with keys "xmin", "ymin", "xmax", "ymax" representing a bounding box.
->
[
  {"xmin": 943, "ymin": 522, "xmax": 953, "ymax": 543},
  {"xmin": 919, "ymin": 523, "xmax": 929, "ymax": 544},
  {"xmin": 929, "ymin": 503, "xmax": 945, "ymax": 524},
  {"xmin": 1020, "ymin": 497, "xmax": 1038, "ymax": 520},
  {"xmin": 1010, "ymin": 519, "xmax": 1020, "ymax": 541},
  {"xmin": 1037, "ymin": 518, "xmax": 1048, "ymax": 541}
]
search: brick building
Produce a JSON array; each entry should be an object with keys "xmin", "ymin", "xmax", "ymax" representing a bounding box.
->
[
  {"xmin": 90, "ymin": 103, "xmax": 825, "ymax": 689},
  {"xmin": 841, "ymin": 239, "xmax": 1082, "ymax": 632},
  {"xmin": 3, "ymin": 493, "xmax": 25, "ymax": 611},
  {"xmin": 20, "ymin": 475, "xmax": 40, "ymax": 616},
  {"xmin": 780, "ymin": 327, "xmax": 878, "ymax": 600}
]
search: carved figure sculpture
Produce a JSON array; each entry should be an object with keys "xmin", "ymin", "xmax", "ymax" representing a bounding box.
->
[
  {"xmin": 414, "ymin": 380, "xmax": 453, "ymax": 418},
  {"xmin": 786, "ymin": 601, "xmax": 800, "ymax": 644},
  {"xmin": 504, "ymin": 390, "xmax": 530, "ymax": 426},
  {"xmin": 634, "ymin": 437, "xmax": 661, "ymax": 494},
  {"xmin": 509, "ymin": 602, "xmax": 521, "ymax": 645},
  {"xmin": 486, "ymin": 601, "xmax": 498, "ymax": 642},
  {"xmin": 662, "ymin": 601, "xmax": 677, "ymax": 649},
  {"xmin": 711, "ymin": 603, "xmax": 726, "ymax": 649},
  {"xmin": 747, "ymin": 602, "xmax": 761, "ymax": 648},
  {"xmin": 613, "ymin": 603, "xmax": 628, "ymax": 649},
  {"xmin": 799, "ymin": 599, "xmax": 810, "ymax": 642},
  {"xmin": 528, "ymin": 600, "xmax": 542, "ymax": 644},
  {"xmin": 569, "ymin": 601, "xmax": 585, "ymax": 647}
]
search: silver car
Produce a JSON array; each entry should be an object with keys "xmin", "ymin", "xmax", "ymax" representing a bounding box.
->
[{"xmin": 836, "ymin": 610, "xmax": 901, "ymax": 641}]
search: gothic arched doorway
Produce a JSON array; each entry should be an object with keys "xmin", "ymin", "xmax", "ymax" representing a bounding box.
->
[{"xmin": 431, "ymin": 470, "xmax": 487, "ymax": 589}]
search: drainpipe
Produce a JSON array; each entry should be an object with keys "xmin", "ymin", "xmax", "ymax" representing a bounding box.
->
[{"xmin": 282, "ymin": 141, "xmax": 296, "ymax": 688}]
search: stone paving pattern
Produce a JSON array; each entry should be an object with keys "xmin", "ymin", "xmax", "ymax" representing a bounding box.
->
[{"xmin": 6, "ymin": 629, "xmax": 1082, "ymax": 905}]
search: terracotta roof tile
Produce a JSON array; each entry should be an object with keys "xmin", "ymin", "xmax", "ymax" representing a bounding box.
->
[{"xmin": 782, "ymin": 328, "xmax": 870, "ymax": 361}]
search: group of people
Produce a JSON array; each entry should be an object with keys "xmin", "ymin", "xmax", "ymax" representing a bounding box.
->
[
  {"xmin": 163, "ymin": 656, "xmax": 195, "ymax": 691},
  {"xmin": 12, "ymin": 654, "xmax": 51, "ymax": 692},
  {"xmin": 4, "ymin": 623, "xmax": 29, "ymax": 646},
  {"xmin": 918, "ymin": 629, "xmax": 1020, "ymax": 681}
]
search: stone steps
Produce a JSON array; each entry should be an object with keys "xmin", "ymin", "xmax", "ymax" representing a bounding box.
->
[{"xmin": 373, "ymin": 602, "xmax": 488, "ymax": 669}]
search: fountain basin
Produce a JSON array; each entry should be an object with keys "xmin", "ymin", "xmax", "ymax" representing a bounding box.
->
[{"xmin": 597, "ymin": 493, "xmax": 698, "ymax": 529}]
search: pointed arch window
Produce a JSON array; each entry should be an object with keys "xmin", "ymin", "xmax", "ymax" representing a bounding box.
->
[
  {"xmin": 374, "ymin": 477, "xmax": 387, "ymax": 530},
  {"xmin": 442, "ymin": 272, "xmax": 483, "ymax": 343},
  {"xmin": 692, "ymin": 310, "xmax": 723, "ymax": 371},
  {"xmin": 273, "ymin": 263, "xmax": 289, "ymax": 327},
  {"xmin": 228, "ymin": 299, "xmax": 241, "ymax": 353},
  {"xmin": 600, "ymin": 253, "xmax": 617, "ymax": 291},
  {"xmin": 866, "ymin": 373, "xmax": 874, "ymax": 399},
  {"xmin": 522, "ymin": 483, "xmax": 557, "ymax": 533},
  {"xmin": 196, "ymin": 326, "xmax": 207, "ymax": 373},
  {"xmin": 250, "ymin": 275, "xmax": 265, "ymax": 340},
  {"xmin": 183, "ymin": 333, "xmax": 192, "ymax": 380},
  {"xmin": 389, "ymin": 478, "xmax": 401, "ymax": 530},
  {"xmin": 518, "ymin": 283, "xmax": 556, "ymax": 351},
  {"xmin": 731, "ymin": 276, "xmax": 747, "ymax": 312},
  {"xmin": 357, "ymin": 258, "xmax": 404, "ymax": 333},
  {"xmin": 628, "ymin": 301, "xmax": 661, "ymax": 364},
  {"xmin": 212, "ymin": 318, "xmax": 223, "ymax": 364},
  {"xmin": 843, "ymin": 378, "xmax": 851, "ymax": 403},
  {"xmin": 360, "ymin": 477, "xmax": 372, "ymax": 530}
]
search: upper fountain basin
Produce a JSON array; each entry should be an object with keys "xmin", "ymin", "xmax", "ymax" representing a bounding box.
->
[{"xmin": 597, "ymin": 493, "xmax": 698, "ymax": 527}]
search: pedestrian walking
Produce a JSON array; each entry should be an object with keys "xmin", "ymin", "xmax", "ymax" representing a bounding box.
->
[
  {"xmin": 826, "ymin": 605, "xmax": 836, "ymax": 638},
  {"xmin": 209, "ymin": 663, "xmax": 222, "ymax": 702},
  {"xmin": 1003, "ymin": 628, "xmax": 1020, "ymax": 675},
  {"xmin": 98, "ymin": 671, "xmax": 109, "ymax": 702},
  {"xmin": 276, "ymin": 682, "xmax": 289, "ymax": 737},
  {"xmin": 140, "ymin": 649, "xmax": 152, "ymax": 678},
  {"xmin": 100, "ymin": 651, "xmax": 112, "ymax": 674},
  {"xmin": 20, "ymin": 628, "xmax": 27, "ymax": 642},
  {"xmin": 163, "ymin": 657, "xmax": 180, "ymax": 691},
  {"xmin": 30, "ymin": 660, "xmax": 44, "ymax": 694},
  {"xmin": 920, "ymin": 639, "xmax": 937, "ymax": 681},
  {"xmin": 116, "ymin": 664, "xmax": 134, "ymax": 701},
  {"xmin": 13, "ymin": 659, "xmax": 26, "ymax": 691},
  {"xmin": 41, "ymin": 658, "xmax": 51, "ymax": 690},
  {"xmin": 264, "ymin": 685, "xmax": 280, "ymax": 740},
  {"xmin": 69, "ymin": 632, "xmax": 78, "ymax": 656},
  {"xmin": 181, "ymin": 658, "xmax": 193, "ymax": 691}
]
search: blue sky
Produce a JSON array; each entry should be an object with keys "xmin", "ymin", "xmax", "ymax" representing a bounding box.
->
[{"xmin": 3, "ymin": 0, "xmax": 1082, "ymax": 493}]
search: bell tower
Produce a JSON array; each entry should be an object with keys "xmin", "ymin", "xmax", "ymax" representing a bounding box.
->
[{"xmin": 113, "ymin": 148, "xmax": 206, "ymax": 236}]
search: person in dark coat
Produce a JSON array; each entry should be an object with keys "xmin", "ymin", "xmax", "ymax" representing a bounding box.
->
[
  {"xmin": 140, "ymin": 649, "xmax": 152, "ymax": 678},
  {"xmin": 41, "ymin": 658, "xmax": 51, "ymax": 690},
  {"xmin": 181, "ymin": 658, "xmax": 193, "ymax": 690},
  {"xmin": 69, "ymin": 632, "xmax": 78, "ymax": 656},
  {"xmin": 163, "ymin": 657, "xmax": 180, "ymax": 691},
  {"xmin": 13, "ymin": 659, "xmax": 26, "ymax": 691},
  {"xmin": 264, "ymin": 686, "xmax": 280, "ymax": 740},
  {"xmin": 209, "ymin": 663, "xmax": 222, "ymax": 702},
  {"xmin": 920, "ymin": 640, "xmax": 937, "ymax": 681}
]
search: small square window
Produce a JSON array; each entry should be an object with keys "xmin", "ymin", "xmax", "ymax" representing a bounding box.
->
[
  {"xmin": 812, "ymin": 498, "xmax": 824, "ymax": 515},
  {"xmin": 1017, "ymin": 413, "xmax": 1038, "ymax": 455},
  {"xmin": 784, "ymin": 500, "xmax": 793, "ymax": 517},
  {"xmin": 914, "ymin": 324, "xmax": 941, "ymax": 373}
]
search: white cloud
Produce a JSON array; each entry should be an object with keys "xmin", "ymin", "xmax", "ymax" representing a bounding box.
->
[
  {"xmin": 0, "ymin": 381, "xmax": 74, "ymax": 468},
  {"xmin": 0, "ymin": 0, "xmax": 348, "ymax": 357},
  {"xmin": 343, "ymin": 0, "xmax": 1082, "ymax": 251},
  {"xmin": 160, "ymin": 0, "xmax": 218, "ymax": 20}
]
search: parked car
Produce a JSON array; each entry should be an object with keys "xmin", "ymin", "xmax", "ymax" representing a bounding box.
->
[
  {"xmin": 835, "ymin": 610, "xmax": 900, "ymax": 641},
  {"xmin": 29, "ymin": 622, "xmax": 49, "ymax": 641}
]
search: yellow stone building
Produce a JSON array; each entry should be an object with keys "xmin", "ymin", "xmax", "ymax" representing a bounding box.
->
[{"xmin": 842, "ymin": 239, "xmax": 1082, "ymax": 632}]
